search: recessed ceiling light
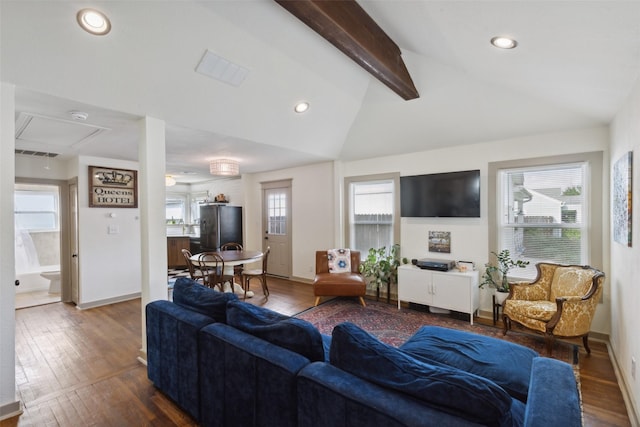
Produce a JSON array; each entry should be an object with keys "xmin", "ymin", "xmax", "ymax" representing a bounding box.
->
[
  {"xmin": 294, "ymin": 102, "xmax": 309, "ymax": 113},
  {"xmin": 490, "ymin": 36, "xmax": 517, "ymax": 49},
  {"xmin": 77, "ymin": 8, "xmax": 111, "ymax": 36}
]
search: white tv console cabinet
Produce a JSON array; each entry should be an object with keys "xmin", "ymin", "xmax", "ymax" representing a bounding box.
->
[{"xmin": 397, "ymin": 264, "xmax": 479, "ymax": 325}]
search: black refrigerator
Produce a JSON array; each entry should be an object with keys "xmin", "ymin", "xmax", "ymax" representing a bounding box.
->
[{"xmin": 199, "ymin": 204, "xmax": 243, "ymax": 251}]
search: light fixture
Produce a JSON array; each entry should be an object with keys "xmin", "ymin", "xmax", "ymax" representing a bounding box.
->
[
  {"xmin": 77, "ymin": 8, "xmax": 111, "ymax": 36},
  {"xmin": 165, "ymin": 176, "xmax": 176, "ymax": 187},
  {"xmin": 294, "ymin": 101, "xmax": 309, "ymax": 113},
  {"xmin": 490, "ymin": 36, "xmax": 518, "ymax": 49},
  {"xmin": 209, "ymin": 159, "xmax": 240, "ymax": 176}
]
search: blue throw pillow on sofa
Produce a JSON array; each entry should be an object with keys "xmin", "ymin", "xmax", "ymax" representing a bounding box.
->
[
  {"xmin": 399, "ymin": 326, "xmax": 538, "ymax": 402},
  {"xmin": 173, "ymin": 277, "xmax": 238, "ymax": 323},
  {"xmin": 330, "ymin": 322, "xmax": 521, "ymax": 426},
  {"xmin": 226, "ymin": 300, "xmax": 326, "ymax": 362}
]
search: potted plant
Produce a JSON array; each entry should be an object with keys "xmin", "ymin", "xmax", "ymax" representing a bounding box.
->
[
  {"xmin": 360, "ymin": 244, "xmax": 408, "ymax": 303},
  {"xmin": 479, "ymin": 249, "xmax": 529, "ymax": 304}
]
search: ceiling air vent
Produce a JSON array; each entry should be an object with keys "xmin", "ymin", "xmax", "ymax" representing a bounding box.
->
[
  {"xmin": 15, "ymin": 149, "xmax": 59, "ymax": 158},
  {"xmin": 195, "ymin": 50, "xmax": 249, "ymax": 87}
]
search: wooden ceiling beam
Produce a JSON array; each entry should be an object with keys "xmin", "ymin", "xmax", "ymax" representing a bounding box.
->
[{"xmin": 275, "ymin": 0, "xmax": 419, "ymax": 101}]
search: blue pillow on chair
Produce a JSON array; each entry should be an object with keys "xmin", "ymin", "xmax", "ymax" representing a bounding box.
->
[
  {"xmin": 226, "ymin": 300, "xmax": 327, "ymax": 362},
  {"xmin": 330, "ymin": 322, "xmax": 522, "ymax": 426},
  {"xmin": 173, "ymin": 277, "xmax": 238, "ymax": 323}
]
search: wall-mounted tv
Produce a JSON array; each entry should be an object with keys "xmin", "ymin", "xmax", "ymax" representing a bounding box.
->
[{"xmin": 400, "ymin": 170, "xmax": 480, "ymax": 218}]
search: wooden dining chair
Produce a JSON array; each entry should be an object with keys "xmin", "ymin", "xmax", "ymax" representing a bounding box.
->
[
  {"xmin": 221, "ymin": 242, "xmax": 244, "ymax": 286},
  {"xmin": 181, "ymin": 249, "xmax": 205, "ymax": 284},
  {"xmin": 197, "ymin": 252, "xmax": 233, "ymax": 291},
  {"xmin": 241, "ymin": 247, "xmax": 270, "ymax": 300}
]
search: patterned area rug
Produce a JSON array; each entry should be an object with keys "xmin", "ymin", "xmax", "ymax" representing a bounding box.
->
[{"xmin": 296, "ymin": 298, "xmax": 579, "ymax": 365}]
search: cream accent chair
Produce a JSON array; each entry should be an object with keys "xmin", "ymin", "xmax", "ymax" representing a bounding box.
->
[{"xmin": 502, "ymin": 262, "xmax": 604, "ymax": 355}]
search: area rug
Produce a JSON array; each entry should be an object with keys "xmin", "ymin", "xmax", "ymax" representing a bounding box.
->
[{"xmin": 296, "ymin": 298, "xmax": 579, "ymax": 365}]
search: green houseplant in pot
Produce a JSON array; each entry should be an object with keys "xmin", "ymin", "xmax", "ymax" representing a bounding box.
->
[
  {"xmin": 479, "ymin": 249, "xmax": 529, "ymax": 304},
  {"xmin": 360, "ymin": 244, "xmax": 408, "ymax": 303}
]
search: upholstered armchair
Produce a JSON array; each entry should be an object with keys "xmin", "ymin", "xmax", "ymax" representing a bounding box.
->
[
  {"xmin": 503, "ymin": 262, "xmax": 605, "ymax": 355},
  {"xmin": 313, "ymin": 250, "xmax": 366, "ymax": 307}
]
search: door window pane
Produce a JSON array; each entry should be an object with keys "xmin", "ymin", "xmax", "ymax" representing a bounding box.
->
[{"xmin": 267, "ymin": 192, "xmax": 287, "ymax": 235}]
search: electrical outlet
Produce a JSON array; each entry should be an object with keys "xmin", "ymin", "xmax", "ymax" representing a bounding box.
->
[{"xmin": 632, "ymin": 357, "xmax": 636, "ymax": 380}]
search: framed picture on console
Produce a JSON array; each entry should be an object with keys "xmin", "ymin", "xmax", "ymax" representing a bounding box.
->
[{"xmin": 89, "ymin": 165, "xmax": 138, "ymax": 208}]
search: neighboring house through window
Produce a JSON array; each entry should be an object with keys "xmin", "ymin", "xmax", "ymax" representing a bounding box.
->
[
  {"xmin": 489, "ymin": 152, "xmax": 603, "ymax": 280},
  {"xmin": 345, "ymin": 173, "xmax": 400, "ymax": 258}
]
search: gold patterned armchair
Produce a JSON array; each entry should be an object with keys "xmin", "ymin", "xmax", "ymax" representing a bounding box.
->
[{"xmin": 502, "ymin": 263, "xmax": 604, "ymax": 355}]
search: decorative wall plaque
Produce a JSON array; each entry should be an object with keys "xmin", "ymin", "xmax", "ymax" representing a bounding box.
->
[{"xmin": 89, "ymin": 165, "xmax": 138, "ymax": 208}]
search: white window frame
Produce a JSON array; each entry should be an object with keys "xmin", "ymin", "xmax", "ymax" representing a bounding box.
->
[
  {"xmin": 344, "ymin": 173, "xmax": 400, "ymax": 258},
  {"xmin": 488, "ymin": 152, "xmax": 603, "ymax": 280},
  {"xmin": 14, "ymin": 184, "xmax": 60, "ymax": 232},
  {"xmin": 165, "ymin": 192, "xmax": 187, "ymax": 224}
]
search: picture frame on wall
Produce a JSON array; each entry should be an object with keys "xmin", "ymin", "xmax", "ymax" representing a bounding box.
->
[
  {"xmin": 88, "ymin": 165, "xmax": 138, "ymax": 208},
  {"xmin": 613, "ymin": 151, "xmax": 632, "ymax": 247},
  {"xmin": 428, "ymin": 231, "xmax": 451, "ymax": 253}
]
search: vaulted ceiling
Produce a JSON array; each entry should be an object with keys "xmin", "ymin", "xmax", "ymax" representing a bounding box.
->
[{"xmin": 3, "ymin": 1, "xmax": 640, "ymax": 183}]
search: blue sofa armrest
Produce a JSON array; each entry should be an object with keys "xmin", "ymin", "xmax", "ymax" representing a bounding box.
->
[
  {"xmin": 524, "ymin": 357, "xmax": 582, "ymax": 427},
  {"xmin": 145, "ymin": 300, "xmax": 216, "ymax": 421},
  {"xmin": 297, "ymin": 362, "xmax": 486, "ymax": 427},
  {"xmin": 199, "ymin": 322, "xmax": 311, "ymax": 427}
]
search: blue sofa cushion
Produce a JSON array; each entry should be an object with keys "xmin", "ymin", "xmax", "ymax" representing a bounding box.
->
[
  {"xmin": 400, "ymin": 326, "xmax": 538, "ymax": 402},
  {"xmin": 172, "ymin": 277, "xmax": 238, "ymax": 323},
  {"xmin": 330, "ymin": 322, "xmax": 521, "ymax": 426},
  {"xmin": 226, "ymin": 300, "xmax": 326, "ymax": 362}
]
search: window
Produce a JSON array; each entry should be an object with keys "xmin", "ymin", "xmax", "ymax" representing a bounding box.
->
[
  {"xmin": 165, "ymin": 193, "xmax": 186, "ymax": 224},
  {"xmin": 489, "ymin": 152, "xmax": 603, "ymax": 281},
  {"xmin": 15, "ymin": 184, "xmax": 60, "ymax": 231},
  {"xmin": 345, "ymin": 173, "xmax": 400, "ymax": 257},
  {"xmin": 190, "ymin": 192, "xmax": 208, "ymax": 224},
  {"xmin": 267, "ymin": 191, "xmax": 287, "ymax": 235}
]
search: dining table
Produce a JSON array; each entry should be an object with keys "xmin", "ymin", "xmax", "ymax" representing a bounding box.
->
[{"xmin": 190, "ymin": 250, "xmax": 263, "ymax": 296}]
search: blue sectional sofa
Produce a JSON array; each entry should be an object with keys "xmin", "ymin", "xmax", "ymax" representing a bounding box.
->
[{"xmin": 146, "ymin": 277, "xmax": 582, "ymax": 427}]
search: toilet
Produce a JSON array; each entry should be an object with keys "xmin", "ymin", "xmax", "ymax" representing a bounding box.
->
[{"xmin": 40, "ymin": 270, "xmax": 61, "ymax": 294}]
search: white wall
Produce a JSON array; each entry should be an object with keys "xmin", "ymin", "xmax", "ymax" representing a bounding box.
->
[
  {"xmin": 339, "ymin": 126, "xmax": 610, "ymax": 331},
  {"xmin": 244, "ymin": 162, "xmax": 335, "ymax": 280},
  {"xmin": 0, "ymin": 82, "xmax": 20, "ymax": 420},
  {"xmin": 610, "ymin": 79, "xmax": 640, "ymax": 424},
  {"xmin": 190, "ymin": 177, "xmax": 245, "ymax": 208},
  {"xmin": 76, "ymin": 156, "xmax": 141, "ymax": 307}
]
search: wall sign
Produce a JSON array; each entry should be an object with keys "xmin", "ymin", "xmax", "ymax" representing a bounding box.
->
[{"xmin": 89, "ymin": 165, "xmax": 138, "ymax": 208}]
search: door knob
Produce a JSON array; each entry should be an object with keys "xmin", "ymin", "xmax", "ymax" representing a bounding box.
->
[{"xmin": 15, "ymin": 279, "xmax": 20, "ymax": 286}]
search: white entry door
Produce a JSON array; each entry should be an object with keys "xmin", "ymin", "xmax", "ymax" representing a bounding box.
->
[{"xmin": 262, "ymin": 180, "xmax": 292, "ymax": 277}]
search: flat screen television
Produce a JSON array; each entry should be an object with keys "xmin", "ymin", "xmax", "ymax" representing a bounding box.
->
[{"xmin": 400, "ymin": 170, "xmax": 480, "ymax": 218}]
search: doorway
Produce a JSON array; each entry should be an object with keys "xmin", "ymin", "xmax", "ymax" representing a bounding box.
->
[
  {"xmin": 262, "ymin": 180, "xmax": 292, "ymax": 277},
  {"xmin": 14, "ymin": 182, "xmax": 62, "ymax": 308}
]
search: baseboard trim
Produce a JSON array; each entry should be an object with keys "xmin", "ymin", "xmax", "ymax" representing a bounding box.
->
[
  {"xmin": 607, "ymin": 342, "xmax": 640, "ymax": 427},
  {"xmin": 289, "ymin": 276, "xmax": 313, "ymax": 284},
  {"xmin": 0, "ymin": 400, "xmax": 22, "ymax": 421},
  {"xmin": 137, "ymin": 348, "xmax": 147, "ymax": 366},
  {"xmin": 76, "ymin": 292, "xmax": 141, "ymax": 310}
]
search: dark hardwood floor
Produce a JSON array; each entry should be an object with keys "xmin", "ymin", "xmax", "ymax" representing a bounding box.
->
[{"xmin": 1, "ymin": 276, "xmax": 632, "ymax": 426}]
